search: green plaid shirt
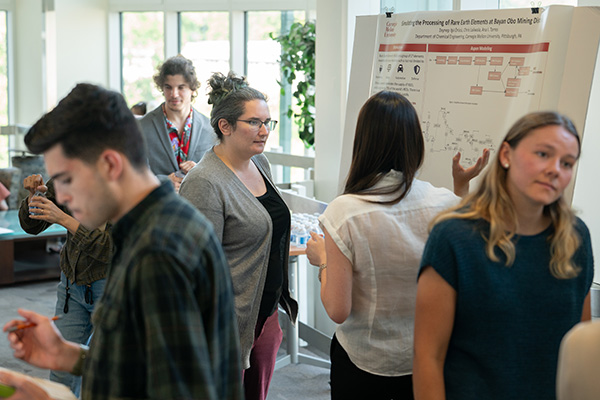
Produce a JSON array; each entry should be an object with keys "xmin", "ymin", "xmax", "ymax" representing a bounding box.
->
[{"xmin": 82, "ymin": 182, "xmax": 242, "ymax": 400}]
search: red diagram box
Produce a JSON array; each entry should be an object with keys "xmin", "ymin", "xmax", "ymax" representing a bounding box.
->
[
  {"xmin": 436, "ymin": 56, "xmax": 447, "ymax": 64},
  {"xmin": 507, "ymin": 78, "xmax": 521, "ymax": 88},
  {"xmin": 474, "ymin": 57, "xmax": 487, "ymax": 65},
  {"xmin": 448, "ymin": 56, "xmax": 458, "ymax": 65},
  {"xmin": 459, "ymin": 56, "xmax": 472, "ymax": 65},
  {"xmin": 488, "ymin": 71, "xmax": 502, "ymax": 80},
  {"xmin": 518, "ymin": 66, "xmax": 531, "ymax": 76},
  {"xmin": 470, "ymin": 86, "xmax": 483, "ymax": 95},
  {"xmin": 509, "ymin": 57, "xmax": 525, "ymax": 66},
  {"xmin": 428, "ymin": 43, "xmax": 549, "ymax": 53},
  {"xmin": 378, "ymin": 43, "xmax": 427, "ymax": 52},
  {"xmin": 490, "ymin": 57, "xmax": 504, "ymax": 66},
  {"xmin": 505, "ymin": 88, "xmax": 519, "ymax": 97}
]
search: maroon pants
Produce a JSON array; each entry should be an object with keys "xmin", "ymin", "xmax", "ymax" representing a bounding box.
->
[{"xmin": 242, "ymin": 311, "xmax": 283, "ymax": 400}]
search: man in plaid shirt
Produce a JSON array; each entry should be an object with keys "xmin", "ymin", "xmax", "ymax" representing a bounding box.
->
[{"xmin": 1, "ymin": 83, "xmax": 242, "ymax": 400}]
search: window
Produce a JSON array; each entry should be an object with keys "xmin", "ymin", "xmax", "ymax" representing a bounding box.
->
[
  {"xmin": 247, "ymin": 11, "xmax": 308, "ymax": 183},
  {"xmin": 180, "ymin": 11, "xmax": 230, "ymax": 117},
  {"xmin": 116, "ymin": 6, "xmax": 311, "ymax": 184},
  {"xmin": 381, "ymin": 0, "xmax": 579, "ymax": 12},
  {"xmin": 121, "ymin": 12, "xmax": 164, "ymax": 110},
  {"xmin": 0, "ymin": 11, "xmax": 8, "ymax": 168}
]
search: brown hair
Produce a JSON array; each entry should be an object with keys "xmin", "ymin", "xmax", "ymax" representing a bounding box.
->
[
  {"xmin": 343, "ymin": 91, "xmax": 424, "ymax": 205},
  {"xmin": 153, "ymin": 55, "xmax": 200, "ymax": 99},
  {"xmin": 207, "ymin": 71, "xmax": 267, "ymax": 140}
]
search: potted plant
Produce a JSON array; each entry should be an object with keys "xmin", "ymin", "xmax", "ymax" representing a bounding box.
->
[{"xmin": 270, "ymin": 21, "xmax": 316, "ymax": 148}]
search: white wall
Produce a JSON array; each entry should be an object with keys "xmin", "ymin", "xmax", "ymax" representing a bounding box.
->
[
  {"xmin": 312, "ymin": 0, "xmax": 379, "ymax": 336},
  {"xmin": 54, "ymin": 0, "xmax": 109, "ymax": 102},
  {"xmin": 11, "ymin": 0, "xmax": 109, "ymax": 124},
  {"xmin": 314, "ymin": 0, "xmax": 379, "ymax": 203},
  {"xmin": 14, "ymin": 0, "xmax": 45, "ymax": 125},
  {"xmin": 573, "ymin": 34, "xmax": 600, "ymax": 283}
]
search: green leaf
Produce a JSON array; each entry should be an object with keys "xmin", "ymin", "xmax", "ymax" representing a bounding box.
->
[{"xmin": 270, "ymin": 20, "xmax": 316, "ymax": 148}]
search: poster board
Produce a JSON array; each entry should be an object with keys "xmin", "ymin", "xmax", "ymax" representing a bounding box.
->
[
  {"xmin": 340, "ymin": 6, "xmax": 600, "ymax": 280},
  {"xmin": 342, "ymin": 6, "xmax": 600, "ymax": 189}
]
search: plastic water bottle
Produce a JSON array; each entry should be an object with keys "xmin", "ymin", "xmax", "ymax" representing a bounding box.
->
[
  {"xmin": 296, "ymin": 225, "xmax": 308, "ymax": 248},
  {"xmin": 29, "ymin": 189, "xmax": 47, "ymax": 216},
  {"xmin": 290, "ymin": 212, "xmax": 323, "ymax": 246},
  {"xmin": 310, "ymin": 220, "xmax": 323, "ymax": 237},
  {"xmin": 290, "ymin": 220, "xmax": 298, "ymax": 245}
]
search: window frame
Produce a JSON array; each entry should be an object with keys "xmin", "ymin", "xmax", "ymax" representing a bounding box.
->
[
  {"xmin": 110, "ymin": 1, "xmax": 315, "ymax": 184},
  {"xmin": 108, "ymin": 1, "xmax": 313, "ymax": 91},
  {"xmin": 0, "ymin": 1, "xmax": 14, "ymax": 167},
  {"xmin": 381, "ymin": 0, "xmax": 580, "ymax": 12}
]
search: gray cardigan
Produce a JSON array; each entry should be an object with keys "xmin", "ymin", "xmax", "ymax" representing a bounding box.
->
[
  {"xmin": 139, "ymin": 104, "xmax": 217, "ymax": 179},
  {"xmin": 179, "ymin": 149, "xmax": 298, "ymax": 369}
]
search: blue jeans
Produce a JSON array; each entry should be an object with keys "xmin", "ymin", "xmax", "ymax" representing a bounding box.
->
[{"xmin": 50, "ymin": 273, "xmax": 106, "ymax": 397}]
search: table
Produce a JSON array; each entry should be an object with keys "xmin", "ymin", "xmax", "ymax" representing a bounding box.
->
[
  {"xmin": 275, "ymin": 244, "xmax": 331, "ymax": 370},
  {"xmin": 0, "ymin": 210, "xmax": 66, "ymax": 285}
]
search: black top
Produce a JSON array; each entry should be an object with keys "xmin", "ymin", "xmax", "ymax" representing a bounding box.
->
[{"xmin": 256, "ymin": 177, "xmax": 290, "ymax": 317}]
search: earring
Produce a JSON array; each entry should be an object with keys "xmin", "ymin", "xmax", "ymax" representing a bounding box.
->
[{"xmin": 504, "ymin": 163, "xmax": 509, "ymax": 169}]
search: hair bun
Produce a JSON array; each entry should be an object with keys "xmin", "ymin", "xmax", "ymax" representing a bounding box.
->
[{"xmin": 207, "ymin": 71, "xmax": 249, "ymax": 106}]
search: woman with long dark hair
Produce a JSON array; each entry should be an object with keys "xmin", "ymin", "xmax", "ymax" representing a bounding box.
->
[{"xmin": 306, "ymin": 90, "xmax": 488, "ymax": 399}]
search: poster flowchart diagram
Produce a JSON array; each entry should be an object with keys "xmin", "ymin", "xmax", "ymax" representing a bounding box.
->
[{"xmin": 368, "ymin": 7, "xmax": 592, "ymax": 188}]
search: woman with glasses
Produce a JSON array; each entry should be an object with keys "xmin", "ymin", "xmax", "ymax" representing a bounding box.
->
[{"xmin": 179, "ymin": 71, "xmax": 297, "ymax": 400}]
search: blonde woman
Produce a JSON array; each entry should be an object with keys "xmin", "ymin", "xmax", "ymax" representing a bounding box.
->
[{"xmin": 413, "ymin": 112, "xmax": 593, "ymax": 400}]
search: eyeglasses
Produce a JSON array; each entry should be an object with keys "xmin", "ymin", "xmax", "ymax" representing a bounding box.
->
[{"xmin": 237, "ymin": 119, "xmax": 278, "ymax": 132}]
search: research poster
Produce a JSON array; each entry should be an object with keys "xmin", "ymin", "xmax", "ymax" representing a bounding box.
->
[
  {"xmin": 367, "ymin": 6, "xmax": 592, "ymax": 188},
  {"xmin": 339, "ymin": 6, "xmax": 600, "ymax": 281}
]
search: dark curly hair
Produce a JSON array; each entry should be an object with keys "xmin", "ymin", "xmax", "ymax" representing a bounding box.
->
[
  {"xmin": 153, "ymin": 55, "xmax": 200, "ymax": 100},
  {"xmin": 207, "ymin": 71, "xmax": 267, "ymax": 140}
]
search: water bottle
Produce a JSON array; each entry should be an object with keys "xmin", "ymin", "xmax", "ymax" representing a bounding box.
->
[
  {"xmin": 304, "ymin": 223, "xmax": 313, "ymax": 246},
  {"xmin": 296, "ymin": 225, "xmax": 308, "ymax": 248},
  {"xmin": 290, "ymin": 220, "xmax": 298, "ymax": 245},
  {"xmin": 29, "ymin": 189, "xmax": 47, "ymax": 216},
  {"xmin": 310, "ymin": 220, "xmax": 323, "ymax": 237}
]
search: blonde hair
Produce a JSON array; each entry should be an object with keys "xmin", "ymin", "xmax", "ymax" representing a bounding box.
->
[{"xmin": 433, "ymin": 112, "xmax": 582, "ymax": 279}]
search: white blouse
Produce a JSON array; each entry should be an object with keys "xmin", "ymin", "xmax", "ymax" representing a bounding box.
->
[{"xmin": 319, "ymin": 171, "xmax": 458, "ymax": 376}]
